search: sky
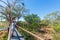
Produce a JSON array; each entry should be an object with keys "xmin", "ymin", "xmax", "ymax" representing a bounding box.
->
[
  {"xmin": 24, "ymin": 0, "xmax": 60, "ymax": 19},
  {"xmin": 0, "ymin": 0, "xmax": 60, "ymax": 21}
]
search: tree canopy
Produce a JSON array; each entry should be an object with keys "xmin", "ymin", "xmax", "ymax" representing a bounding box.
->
[
  {"xmin": 24, "ymin": 14, "xmax": 41, "ymax": 24},
  {"xmin": 44, "ymin": 11, "xmax": 60, "ymax": 25}
]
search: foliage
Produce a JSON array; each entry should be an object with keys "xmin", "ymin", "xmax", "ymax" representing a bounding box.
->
[
  {"xmin": 53, "ymin": 24, "xmax": 60, "ymax": 32},
  {"xmin": 44, "ymin": 11, "xmax": 60, "ymax": 32},
  {"xmin": 16, "ymin": 21, "xmax": 27, "ymax": 27},
  {"xmin": 18, "ymin": 28, "xmax": 36, "ymax": 40},
  {"xmin": 16, "ymin": 21, "xmax": 22, "ymax": 26},
  {"xmin": 3, "ymin": 32, "xmax": 8, "ymax": 40},
  {"xmin": 40, "ymin": 20, "xmax": 50, "ymax": 27},
  {"xmin": 44, "ymin": 11, "xmax": 60, "ymax": 25},
  {"xmin": 23, "ymin": 14, "xmax": 41, "ymax": 31},
  {"xmin": 24, "ymin": 14, "xmax": 40, "ymax": 24}
]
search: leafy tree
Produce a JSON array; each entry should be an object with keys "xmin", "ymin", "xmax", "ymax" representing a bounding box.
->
[
  {"xmin": 44, "ymin": 11, "xmax": 60, "ymax": 25},
  {"xmin": 24, "ymin": 14, "xmax": 41, "ymax": 31},
  {"xmin": 0, "ymin": 0, "xmax": 26, "ymax": 25},
  {"xmin": 44, "ymin": 11, "xmax": 60, "ymax": 32},
  {"xmin": 40, "ymin": 19, "xmax": 50, "ymax": 27},
  {"xmin": 24, "ymin": 14, "xmax": 40, "ymax": 24}
]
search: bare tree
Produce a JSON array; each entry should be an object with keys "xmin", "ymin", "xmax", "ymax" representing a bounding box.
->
[{"xmin": 0, "ymin": 0, "xmax": 25, "ymax": 26}]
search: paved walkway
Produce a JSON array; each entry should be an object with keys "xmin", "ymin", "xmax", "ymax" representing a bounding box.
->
[
  {"xmin": 8, "ymin": 28, "xmax": 25, "ymax": 40},
  {"xmin": 11, "ymin": 28, "xmax": 24, "ymax": 40}
]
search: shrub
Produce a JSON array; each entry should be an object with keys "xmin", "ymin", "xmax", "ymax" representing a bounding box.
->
[{"xmin": 53, "ymin": 25, "xmax": 60, "ymax": 33}]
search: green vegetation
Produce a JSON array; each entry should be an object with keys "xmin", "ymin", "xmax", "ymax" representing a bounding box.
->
[
  {"xmin": 17, "ymin": 11, "xmax": 60, "ymax": 40},
  {"xmin": 24, "ymin": 14, "xmax": 41, "ymax": 32},
  {"xmin": 0, "ymin": 0, "xmax": 60, "ymax": 40},
  {"xmin": 3, "ymin": 32, "xmax": 8, "ymax": 40},
  {"xmin": 18, "ymin": 28, "xmax": 36, "ymax": 40},
  {"xmin": 53, "ymin": 25, "xmax": 60, "ymax": 32},
  {"xmin": 0, "ymin": 26, "xmax": 4, "ymax": 28},
  {"xmin": 0, "ymin": 22, "xmax": 8, "ymax": 40},
  {"xmin": 44, "ymin": 11, "xmax": 60, "ymax": 33}
]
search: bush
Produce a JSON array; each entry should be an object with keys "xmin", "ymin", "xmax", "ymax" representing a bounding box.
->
[
  {"xmin": 16, "ymin": 21, "xmax": 22, "ymax": 26},
  {"xmin": 53, "ymin": 25, "xmax": 60, "ymax": 32}
]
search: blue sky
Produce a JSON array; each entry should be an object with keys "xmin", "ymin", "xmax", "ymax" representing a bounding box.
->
[
  {"xmin": 0, "ymin": 0, "xmax": 60, "ymax": 21},
  {"xmin": 24, "ymin": 0, "xmax": 60, "ymax": 19}
]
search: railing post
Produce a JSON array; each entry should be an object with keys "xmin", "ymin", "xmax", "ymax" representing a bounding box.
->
[
  {"xmin": 8, "ymin": 28, "xmax": 9, "ymax": 33},
  {"xmin": 7, "ymin": 28, "xmax": 11, "ymax": 40}
]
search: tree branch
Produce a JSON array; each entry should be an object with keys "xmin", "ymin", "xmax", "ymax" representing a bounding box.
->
[
  {"xmin": 0, "ymin": 12, "xmax": 7, "ymax": 17},
  {"xmin": 0, "ymin": 0, "xmax": 8, "ymax": 6},
  {"xmin": 0, "ymin": 12, "xmax": 9, "ymax": 21},
  {"xmin": 0, "ymin": 5, "xmax": 5, "ymax": 8},
  {"xmin": 13, "ymin": 0, "xmax": 17, "ymax": 6}
]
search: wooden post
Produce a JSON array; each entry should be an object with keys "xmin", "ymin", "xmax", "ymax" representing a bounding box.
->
[{"xmin": 7, "ymin": 28, "xmax": 11, "ymax": 40}]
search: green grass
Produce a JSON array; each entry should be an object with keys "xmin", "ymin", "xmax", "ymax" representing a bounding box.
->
[
  {"xmin": 0, "ymin": 22, "xmax": 8, "ymax": 40},
  {"xmin": 3, "ymin": 32, "xmax": 8, "ymax": 40},
  {"xmin": 0, "ymin": 26, "xmax": 5, "ymax": 28}
]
